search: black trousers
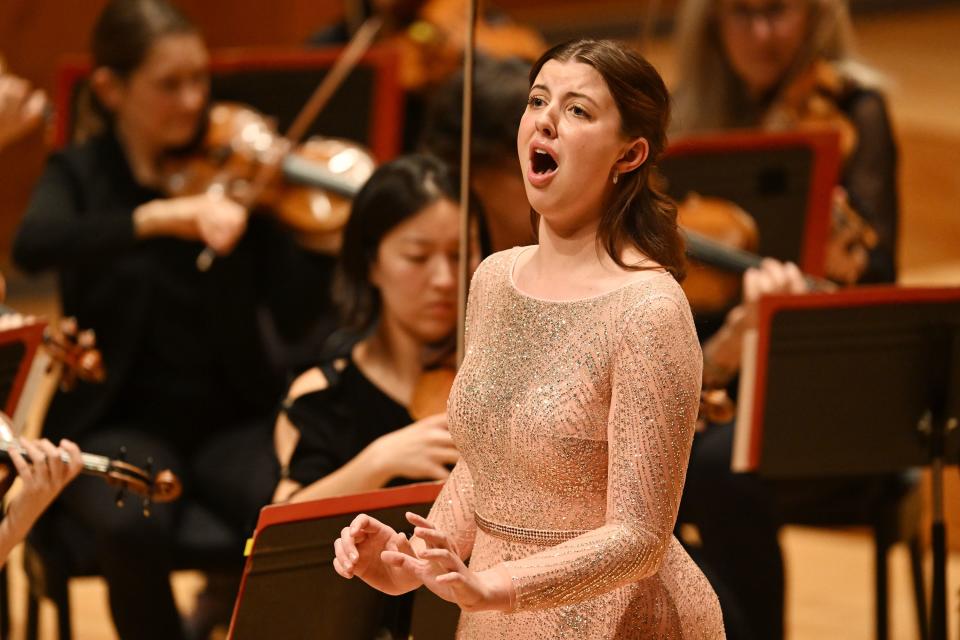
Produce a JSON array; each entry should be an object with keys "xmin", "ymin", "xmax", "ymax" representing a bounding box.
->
[
  {"xmin": 678, "ymin": 422, "xmax": 899, "ymax": 640},
  {"xmin": 55, "ymin": 419, "xmax": 277, "ymax": 640}
]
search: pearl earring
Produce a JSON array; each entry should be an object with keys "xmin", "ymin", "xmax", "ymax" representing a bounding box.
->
[{"xmin": 612, "ymin": 170, "xmax": 619, "ymax": 184}]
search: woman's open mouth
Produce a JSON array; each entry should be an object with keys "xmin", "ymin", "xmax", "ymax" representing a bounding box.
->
[{"xmin": 528, "ymin": 145, "xmax": 559, "ymax": 187}]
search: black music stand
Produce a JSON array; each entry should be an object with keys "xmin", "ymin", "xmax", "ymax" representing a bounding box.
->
[
  {"xmin": 661, "ymin": 129, "xmax": 841, "ymax": 277},
  {"xmin": 733, "ymin": 286, "xmax": 960, "ymax": 640},
  {"xmin": 228, "ymin": 482, "xmax": 460, "ymax": 640}
]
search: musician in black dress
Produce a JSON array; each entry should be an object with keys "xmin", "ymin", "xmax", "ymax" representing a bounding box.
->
[
  {"xmin": 273, "ymin": 154, "xmax": 474, "ymax": 505},
  {"xmin": 13, "ymin": 1, "xmax": 334, "ymax": 637}
]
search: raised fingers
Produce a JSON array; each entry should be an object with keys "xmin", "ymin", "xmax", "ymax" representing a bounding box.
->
[
  {"xmin": 8, "ymin": 441, "xmax": 31, "ymax": 480},
  {"xmin": 333, "ymin": 535, "xmax": 356, "ymax": 578},
  {"xmin": 59, "ymin": 440, "xmax": 84, "ymax": 479},
  {"xmin": 414, "ymin": 526, "xmax": 456, "ymax": 553},
  {"xmin": 406, "ymin": 512, "xmax": 434, "ymax": 530},
  {"xmin": 418, "ymin": 547, "xmax": 463, "ymax": 571},
  {"xmin": 333, "ymin": 555, "xmax": 353, "ymax": 579},
  {"xmin": 20, "ymin": 439, "xmax": 48, "ymax": 481},
  {"xmin": 37, "ymin": 438, "xmax": 65, "ymax": 484},
  {"xmin": 381, "ymin": 548, "xmax": 420, "ymax": 573},
  {"xmin": 338, "ymin": 525, "xmax": 360, "ymax": 569},
  {"xmin": 783, "ymin": 262, "xmax": 808, "ymax": 294}
]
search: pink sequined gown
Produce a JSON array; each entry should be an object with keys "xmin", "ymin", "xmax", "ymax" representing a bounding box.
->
[{"xmin": 428, "ymin": 247, "xmax": 725, "ymax": 639}]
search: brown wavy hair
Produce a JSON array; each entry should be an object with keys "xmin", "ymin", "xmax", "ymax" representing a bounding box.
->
[{"xmin": 528, "ymin": 39, "xmax": 686, "ymax": 281}]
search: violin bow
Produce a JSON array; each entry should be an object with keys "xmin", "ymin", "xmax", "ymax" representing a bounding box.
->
[
  {"xmin": 196, "ymin": 16, "xmax": 384, "ymax": 271},
  {"xmin": 456, "ymin": 0, "xmax": 478, "ymax": 366}
]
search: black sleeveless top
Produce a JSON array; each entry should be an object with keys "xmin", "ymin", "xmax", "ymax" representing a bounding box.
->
[{"xmin": 283, "ymin": 355, "xmax": 414, "ymax": 487}]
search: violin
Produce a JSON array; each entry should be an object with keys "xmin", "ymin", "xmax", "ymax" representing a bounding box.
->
[
  {"xmin": 0, "ymin": 315, "xmax": 181, "ymax": 513},
  {"xmin": 763, "ymin": 58, "xmax": 879, "ymax": 284},
  {"xmin": 41, "ymin": 316, "xmax": 106, "ymax": 391},
  {"xmin": 0, "ymin": 433, "xmax": 182, "ymax": 514},
  {"xmin": 383, "ymin": 0, "xmax": 547, "ymax": 91},
  {"xmin": 764, "ymin": 59, "xmax": 859, "ymax": 157},
  {"xmin": 409, "ymin": 341, "xmax": 458, "ymax": 421},
  {"xmin": 678, "ymin": 194, "xmax": 835, "ymax": 315},
  {"xmin": 678, "ymin": 194, "xmax": 836, "ymax": 427},
  {"xmin": 160, "ymin": 102, "xmax": 375, "ymax": 257}
]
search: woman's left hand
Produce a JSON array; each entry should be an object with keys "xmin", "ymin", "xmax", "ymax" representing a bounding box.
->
[{"xmin": 381, "ymin": 512, "xmax": 515, "ymax": 612}]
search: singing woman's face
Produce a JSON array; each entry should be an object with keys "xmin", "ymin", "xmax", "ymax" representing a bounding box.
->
[
  {"xmin": 371, "ymin": 197, "xmax": 461, "ymax": 345},
  {"xmin": 717, "ymin": 0, "xmax": 811, "ymax": 97},
  {"xmin": 98, "ymin": 32, "xmax": 210, "ymax": 150},
  {"xmin": 517, "ymin": 59, "xmax": 636, "ymax": 231}
]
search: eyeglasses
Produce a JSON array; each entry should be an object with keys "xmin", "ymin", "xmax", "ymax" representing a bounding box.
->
[{"xmin": 718, "ymin": 0, "xmax": 807, "ymax": 30}]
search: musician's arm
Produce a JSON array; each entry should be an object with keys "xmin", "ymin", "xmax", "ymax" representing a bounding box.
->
[
  {"xmin": 842, "ymin": 90, "xmax": 899, "ymax": 285},
  {"xmin": 0, "ymin": 438, "xmax": 82, "ymax": 568}
]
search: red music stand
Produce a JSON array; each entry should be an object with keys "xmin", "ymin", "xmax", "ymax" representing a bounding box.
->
[
  {"xmin": 732, "ymin": 286, "xmax": 960, "ymax": 640},
  {"xmin": 228, "ymin": 481, "xmax": 460, "ymax": 640},
  {"xmin": 0, "ymin": 318, "xmax": 48, "ymax": 433}
]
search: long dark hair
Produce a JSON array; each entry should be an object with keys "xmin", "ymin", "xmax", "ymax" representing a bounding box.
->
[
  {"xmin": 77, "ymin": 0, "xmax": 199, "ymax": 139},
  {"xmin": 92, "ymin": 0, "xmax": 197, "ymax": 77},
  {"xmin": 528, "ymin": 39, "xmax": 686, "ymax": 281},
  {"xmin": 333, "ymin": 154, "xmax": 462, "ymax": 336}
]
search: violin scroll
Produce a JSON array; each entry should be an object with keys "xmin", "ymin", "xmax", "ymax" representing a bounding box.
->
[{"xmin": 44, "ymin": 316, "xmax": 106, "ymax": 390}]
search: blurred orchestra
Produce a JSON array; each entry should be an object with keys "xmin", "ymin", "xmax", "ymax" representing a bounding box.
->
[{"xmin": 0, "ymin": 0, "xmax": 957, "ymax": 639}]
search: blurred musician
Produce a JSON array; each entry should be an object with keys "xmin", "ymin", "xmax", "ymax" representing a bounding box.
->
[
  {"xmin": 670, "ymin": 1, "xmax": 901, "ymax": 638},
  {"xmin": 12, "ymin": 1, "xmax": 334, "ymax": 638},
  {"xmin": 273, "ymin": 154, "xmax": 472, "ymax": 507},
  {"xmin": 419, "ymin": 55, "xmax": 534, "ymax": 252},
  {"xmin": 0, "ymin": 71, "xmax": 85, "ymax": 570},
  {"xmin": 311, "ymin": 0, "xmax": 546, "ymax": 151}
]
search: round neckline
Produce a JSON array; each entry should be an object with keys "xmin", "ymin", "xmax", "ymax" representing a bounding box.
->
[{"xmin": 507, "ymin": 245, "xmax": 669, "ymax": 305}]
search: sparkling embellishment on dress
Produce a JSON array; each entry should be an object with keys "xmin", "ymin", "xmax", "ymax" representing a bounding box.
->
[{"xmin": 427, "ymin": 247, "xmax": 725, "ymax": 639}]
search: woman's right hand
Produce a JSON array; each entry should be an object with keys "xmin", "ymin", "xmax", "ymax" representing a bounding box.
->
[
  {"xmin": 367, "ymin": 414, "xmax": 459, "ymax": 483},
  {"xmin": 333, "ymin": 513, "xmax": 422, "ymax": 595},
  {"xmin": 133, "ymin": 192, "xmax": 248, "ymax": 255}
]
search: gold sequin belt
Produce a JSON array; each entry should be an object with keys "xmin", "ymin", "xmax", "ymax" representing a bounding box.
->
[{"xmin": 475, "ymin": 512, "xmax": 588, "ymax": 546}]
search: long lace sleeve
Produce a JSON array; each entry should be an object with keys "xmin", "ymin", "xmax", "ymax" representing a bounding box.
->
[
  {"xmin": 427, "ymin": 459, "xmax": 478, "ymax": 560},
  {"xmin": 842, "ymin": 89, "xmax": 899, "ymax": 284},
  {"xmin": 500, "ymin": 294, "xmax": 703, "ymax": 611}
]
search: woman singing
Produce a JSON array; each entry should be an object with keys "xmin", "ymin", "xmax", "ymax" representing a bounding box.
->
[{"xmin": 332, "ymin": 39, "xmax": 724, "ymax": 638}]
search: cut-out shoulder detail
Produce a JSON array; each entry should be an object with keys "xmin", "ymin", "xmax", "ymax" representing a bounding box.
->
[{"xmin": 286, "ymin": 367, "xmax": 329, "ymax": 403}]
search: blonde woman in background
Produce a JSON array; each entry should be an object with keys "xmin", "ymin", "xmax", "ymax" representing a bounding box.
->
[{"xmin": 670, "ymin": 2, "xmax": 902, "ymax": 639}]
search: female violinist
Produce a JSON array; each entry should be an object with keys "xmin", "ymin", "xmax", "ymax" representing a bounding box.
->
[
  {"xmin": 670, "ymin": 2, "xmax": 901, "ymax": 638},
  {"xmin": 673, "ymin": 0, "xmax": 897, "ymax": 286},
  {"xmin": 12, "ymin": 1, "xmax": 336, "ymax": 638},
  {"xmin": 273, "ymin": 154, "xmax": 474, "ymax": 506}
]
